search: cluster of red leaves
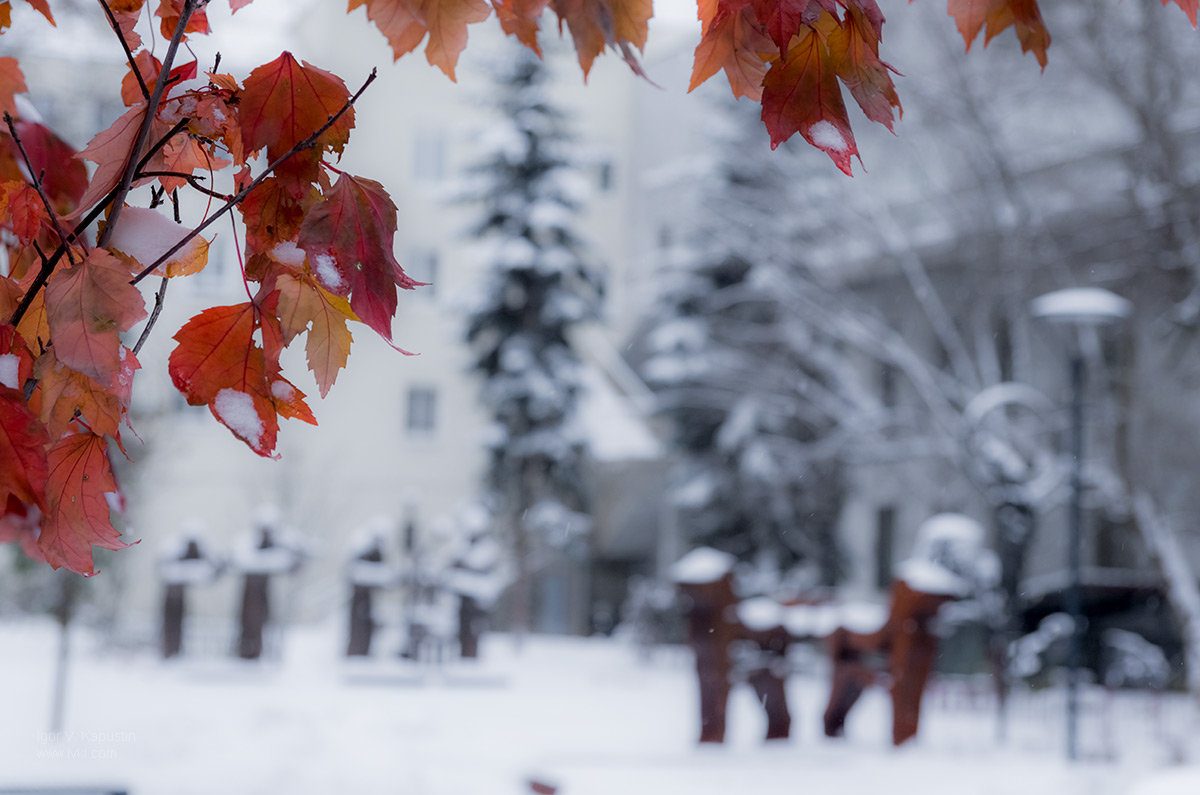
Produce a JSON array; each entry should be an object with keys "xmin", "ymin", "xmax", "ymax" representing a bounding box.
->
[
  {"xmin": 2, "ymin": 0, "xmax": 1197, "ymax": 575},
  {"xmin": 1, "ymin": 1, "xmax": 414, "ymax": 574}
]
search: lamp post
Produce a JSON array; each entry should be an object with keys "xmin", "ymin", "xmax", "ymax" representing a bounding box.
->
[{"xmin": 1030, "ymin": 287, "xmax": 1131, "ymax": 761}]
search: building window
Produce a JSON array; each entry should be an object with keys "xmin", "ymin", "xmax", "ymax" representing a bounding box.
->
[
  {"xmin": 406, "ymin": 386, "xmax": 437, "ymax": 433},
  {"xmin": 875, "ymin": 506, "xmax": 896, "ymax": 590},
  {"xmin": 406, "ymin": 248, "xmax": 439, "ymax": 296},
  {"xmin": 412, "ymin": 131, "xmax": 446, "ymax": 182}
]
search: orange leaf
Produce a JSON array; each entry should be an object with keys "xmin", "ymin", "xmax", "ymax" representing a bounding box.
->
[
  {"xmin": 44, "ymin": 248, "xmax": 147, "ymax": 387},
  {"xmin": 298, "ymin": 174, "xmax": 421, "ymax": 343},
  {"xmin": 0, "ymin": 56, "xmax": 26, "ymax": 117},
  {"xmin": 945, "ymin": 0, "xmax": 1050, "ymax": 68},
  {"xmin": 275, "ymin": 273, "xmax": 356, "ymax": 397},
  {"xmin": 761, "ymin": 19, "xmax": 858, "ymax": 172},
  {"xmin": 1, "ymin": 180, "xmax": 47, "ymax": 243},
  {"xmin": 71, "ymin": 102, "xmax": 148, "ymax": 219},
  {"xmin": 121, "ymin": 50, "xmax": 160, "ymax": 107},
  {"xmin": 156, "ymin": 0, "xmax": 209, "ymax": 39},
  {"xmin": 830, "ymin": 2, "xmax": 900, "ymax": 131},
  {"xmin": 39, "ymin": 432, "xmax": 130, "ymax": 576},
  {"xmin": 351, "ymin": 0, "xmax": 492, "ymax": 79},
  {"xmin": 0, "ymin": 384, "xmax": 48, "ymax": 511},
  {"xmin": 32, "ymin": 347, "xmax": 137, "ymax": 439},
  {"xmin": 551, "ymin": 0, "xmax": 653, "ymax": 77},
  {"xmin": 493, "ymin": 0, "xmax": 551, "ymax": 54},
  {"xmin": 21, "ymin": 0, "xmax": 54, "ymax": 24},
  {"xmin": 689, "ymin": 4, "xmax": 773, "ymax": 101}
]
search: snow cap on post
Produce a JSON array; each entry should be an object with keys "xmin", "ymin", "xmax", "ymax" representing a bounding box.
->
[
  {"xmin": 1030, "ymin": 287, "xmax": 1131, "ymax": 327},
  {"xmin": 895, "ymin": 513, "xmax": 986, "ymax": 597},
  {"xmin": 670, "ymin": 547, "xmax": 736, "ymax": 585}
]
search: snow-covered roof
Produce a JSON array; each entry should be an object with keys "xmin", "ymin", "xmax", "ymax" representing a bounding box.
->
[
  {"xmin": 670, "ymin": 547, "xmax": 735, "ymax": 585},
  {"xmin": 578, "ymin": 367, "xmax": 661, "ymax": 462}
]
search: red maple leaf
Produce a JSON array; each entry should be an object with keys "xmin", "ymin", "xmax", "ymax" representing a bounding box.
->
[
  {"xmin": 275, "ymin": 273, "xmax": 357, "ymax": 397},
  {"xmin": 0, "ymin": 385, "xmax": 48, "ymax": 511},
  {"xmin": 1164, "ymin": 0, "xmax": 1199, "ymax": 26},
  {"xmin": 761, "ymin": 17, "xmax": 859, "ymax": 172},
  {"xmin": 493, "ymin": 0, "xmax": 551, "ymax": 54},
  {"xmin": 39, "ymin": 432, "xmax": 130, "ymax": 576},
  {"xmin": 298, "ymin": 174, "xmax": 421, "ymax": 343},
  {"xmin": 168, "ymin": 302, "xmax": 316, "ymax": 457},
  {"xmin": 44, "ymin": 248, "xmax": 147, "ymax": 388},
  {"xmin": 830, "ymin": 1, "xmax": 901, "ymax": 131},
  {"xmin": 238, "ymin": 52, "xmax": 354, "ymax": 194},
  {"xmin": 8, "ymin": 119, "xmax": 90, "ymax": 213}
]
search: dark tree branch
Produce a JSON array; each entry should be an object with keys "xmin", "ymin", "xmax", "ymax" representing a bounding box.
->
[
  {"xmin": 133, "ymin": 276, "xmax": 170, "ymax": 356},
  {"xmin": 97, "ymin": 0, "xmax": 149, "ymax": 102},
  {"xmin": 97, "ymin": 0, "xmax": 199, "ymax": 250},
  {"xmin": 131, "ymin": 68, "xmax": 378, "ymax": 286}
]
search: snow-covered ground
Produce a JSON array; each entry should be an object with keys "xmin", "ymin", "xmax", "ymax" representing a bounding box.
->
[{"xmin": 2, "ymin": 619, "xmax": 1199, "ymax": 795}]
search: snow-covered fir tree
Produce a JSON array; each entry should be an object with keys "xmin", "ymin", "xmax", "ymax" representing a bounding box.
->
[
  {"xmin": 459, "ymin": 47, "xmax": 604, "ymax": 636},
  {"xmin": 638, "ymin": 98, "xmax": 851, "ymax": 587}
]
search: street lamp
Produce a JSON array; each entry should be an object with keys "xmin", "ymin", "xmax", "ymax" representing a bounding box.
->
[{"xmin": 1030, "ymin": 286, "xmax": 1131, "ymax": 761}]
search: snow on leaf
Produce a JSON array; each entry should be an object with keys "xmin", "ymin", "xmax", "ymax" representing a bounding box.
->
[
  {"xmin": 45, "ymin": 248, "xmax": 147, "ymax": 388},
  {"xmin": 297, "ymin": 173, "xmax": 421, "ymax": 343},
  {"xmin": 108, "ymin": 206, "xmax": 210, "ymax": 278},
  {"xmin": 39, "ymin": 432, "xmax": 130, "ymax": 576},
  {"xmin": 168, "ymin": 302, "xmax": 302, "ymax": 457}
]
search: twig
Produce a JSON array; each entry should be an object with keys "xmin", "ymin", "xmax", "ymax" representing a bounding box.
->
[
  {"xmin": 3, "ymin": 112, "xmax": 81, "ymax": 267},
  {"xmin": 138, "ymin": 170, "xmax": 232, "ymax": 201},
  {"xmin": 97, "ymin": 0, "xmax": 200, "ymax": 250},
  {"xmin": 133, "ymin": 277, "xmax": 169, "ymax": 356},
  {"xmin": 131, "ymin": 68, "xmax": 378, "ymax": 286},
  {"xmin": 97, "ymin": 0, "xmax": 148, "ymax": 102}
]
